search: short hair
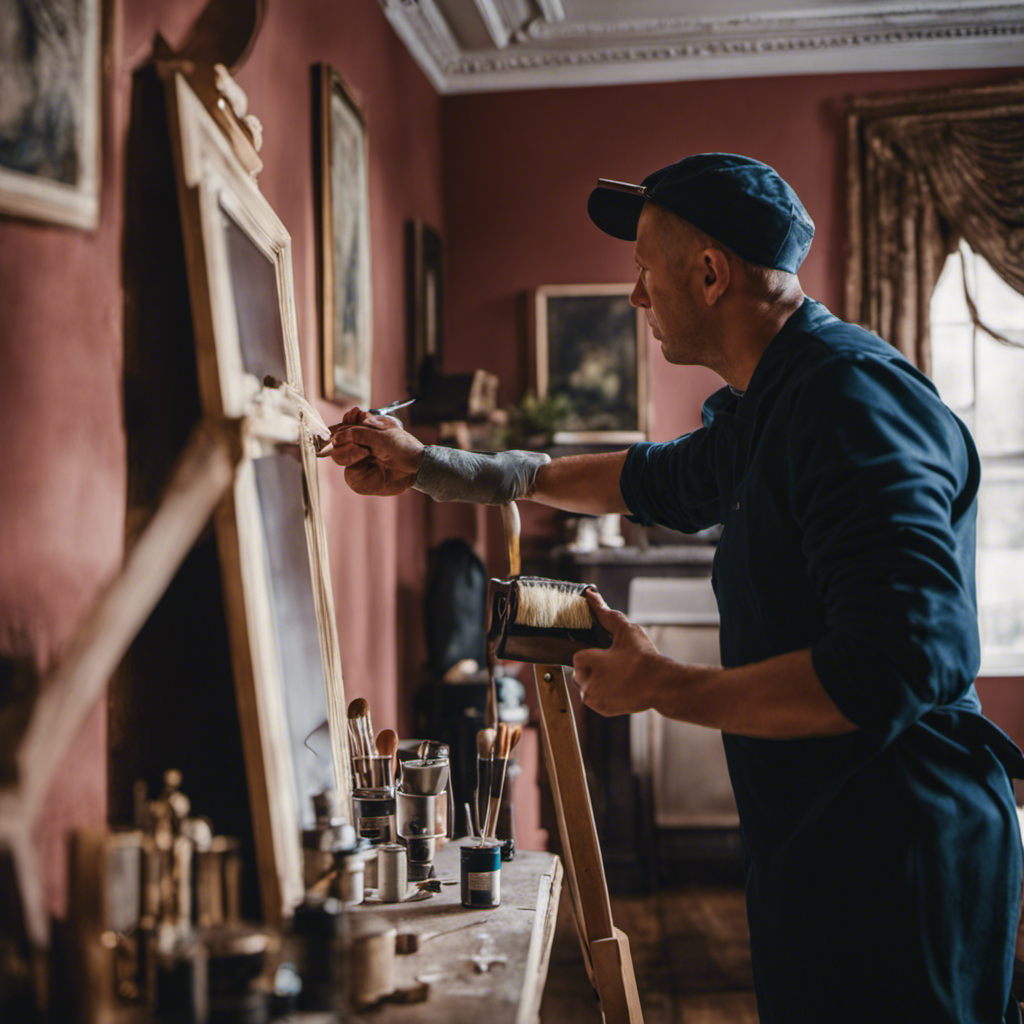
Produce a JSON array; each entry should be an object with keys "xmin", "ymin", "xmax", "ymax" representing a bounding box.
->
[{"xmin": 657, "ymin": 206, "xmax": 797, "ymax": 301}]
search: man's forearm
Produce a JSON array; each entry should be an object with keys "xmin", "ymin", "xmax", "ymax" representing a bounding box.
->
[
  {"xmin": 649, "ymin": 648, "xmax": 857, "ymax": 739},
  {"xmin": 527, "ymin": 451, "xmax": 630, "ymax": 515}
]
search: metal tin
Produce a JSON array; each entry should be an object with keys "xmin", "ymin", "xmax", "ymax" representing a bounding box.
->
[
  {"xmin": 352, "ymin": 790, "xmax": 396, "ymax": 844},
  {"xmin": 461, "ymin": 842, "xmax": 501, "ymax": 908},
  {"xmin": 376, "ymin": 844, "xmax": 408, "ymax": 902}
]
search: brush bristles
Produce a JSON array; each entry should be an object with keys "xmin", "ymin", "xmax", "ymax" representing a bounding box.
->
[
  {"xmin": 376, "ymin": 728, "xmax": 398, "ymax": 758},
  {"xmin": 514, "ymin": 582, "xmax": 593, "ymax": 630},
  {"xmin": 348, "ymin": 697, "xmax": 369, "ymax": 719},
  {"xmin": 477, "ymin": 727, "xmax": 496, "ymax": 758}
]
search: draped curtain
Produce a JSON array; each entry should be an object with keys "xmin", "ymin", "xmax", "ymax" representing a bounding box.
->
[{"xmin": 846, "ymin": 81, "xmax": 1024, "ymax": 373}]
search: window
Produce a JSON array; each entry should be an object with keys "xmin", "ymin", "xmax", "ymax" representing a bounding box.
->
[{"xmin": 930, "ymin": 242, "xmax": 1024, "ymax": 675}]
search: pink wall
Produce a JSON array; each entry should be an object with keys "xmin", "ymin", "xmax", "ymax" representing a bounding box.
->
[
  {"xmin": 233, "ymin": 0, "xmax": 444, "ymax": 740},
  {"xmin": 441, "ymin": 66, "xmax": 1024, "ymax": 445},
  {"xmin": 0, "ymin": 0, "xmax": 441, "ymax": 918}
]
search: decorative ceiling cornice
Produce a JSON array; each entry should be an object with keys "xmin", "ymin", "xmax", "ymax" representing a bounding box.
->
[{"xmin": 380, "ymin": 0, "xmax": 1024, "ymax": 94}]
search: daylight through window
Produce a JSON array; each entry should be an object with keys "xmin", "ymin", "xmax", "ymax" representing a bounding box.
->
[{"xmin": 930, "ymin": 242, "xmax": 1024, "ymax": 675}]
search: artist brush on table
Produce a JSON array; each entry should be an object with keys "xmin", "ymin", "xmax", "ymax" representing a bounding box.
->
[
  {"xmin": 486, "ymin": 725, "xmax": 522, "ymax": 846},
  {"xmin": 347, "ymin": 698, "xmax": 378, "ymax": 788},
  {"xmin": 474, "ymin": 726, "xmax": 496, "ymax": 839},
  {"xmin": 480, "ymin": 724, "xmax": 510, "ymax": 846},
  {"xmin": 375, "ymin": 728, "xmax": 398, "ymax": 789}
]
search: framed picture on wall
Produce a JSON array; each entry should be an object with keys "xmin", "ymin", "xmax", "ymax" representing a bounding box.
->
[
  {"xmin": 314, "ymin": 64, "xmax": 372, "ymax": 404},
  {"xmin": 0, "ymin": 0, "xmax": 102, "ymax": 229},
  {"xmin": 405, "ymin": 218, "xmax": 443, "ymax": 389},
  {"xmin": 531, "ymin": 284, "xmax": 648, "ymax": 444}
]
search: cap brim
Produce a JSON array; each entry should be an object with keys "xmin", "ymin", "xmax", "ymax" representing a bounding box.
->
[{"xmin": 587, "ymin": 186, "xmax": 645, "ymax": 241}]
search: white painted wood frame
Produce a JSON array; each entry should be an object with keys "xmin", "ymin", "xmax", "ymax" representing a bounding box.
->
[{"xmin": 165, "ymin": 71, "xmax": 350, "ymax": 925}]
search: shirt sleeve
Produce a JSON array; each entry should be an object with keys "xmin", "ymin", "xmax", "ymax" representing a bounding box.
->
[
  {"xmin": 792, "ymin": 355, "xmax": 982, "ymax": 743},
  {"xmin": 620, "ymin": 428, "xmax": 723, "ymax": 534}
]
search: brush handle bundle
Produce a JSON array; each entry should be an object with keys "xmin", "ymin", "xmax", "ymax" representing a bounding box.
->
[{"xmin": 487, "ymin": 576, "xmax": 613, "ymax": 666}]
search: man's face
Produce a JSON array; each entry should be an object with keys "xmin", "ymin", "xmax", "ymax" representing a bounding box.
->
[{"xmin": 630, "ymin": 204, "xmax": 710, "ymax": 366}]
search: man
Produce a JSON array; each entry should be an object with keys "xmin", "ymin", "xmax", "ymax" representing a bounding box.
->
[{"xmin": 326, "ymin": 154, "xmax": 1024, "ymax": 1023}]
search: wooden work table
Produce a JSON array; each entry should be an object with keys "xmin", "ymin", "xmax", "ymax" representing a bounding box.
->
[{"xmin": 345, "ymin": 843, "xmax": 564, "ymax": 1023}]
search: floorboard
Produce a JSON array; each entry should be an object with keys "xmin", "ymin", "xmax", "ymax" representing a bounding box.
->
[{"xmin": 540, "ymin": 882, "xmax": 757, "ymax": 1024}]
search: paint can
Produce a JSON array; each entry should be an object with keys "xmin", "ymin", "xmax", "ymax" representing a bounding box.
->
[
  {"xmin": 352, "ymin": 789, "xmax": 396, "ymax": 844},
  {"xmin": 376, "ymin": 844, "xmax": 408, "ymax": 902},
  {"xmin": 461, "ymin": 842, "xmax": 501, "ymax": 908}
]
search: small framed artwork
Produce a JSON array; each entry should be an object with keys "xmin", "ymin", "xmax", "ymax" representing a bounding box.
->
[
  {"xmin": 0, "ymin": 0, "xmax": 102, "ymax": 229},
  {"xmin": 531, "ymin": 284, "xmax": 648, "ymax": 444},
  {"xmin": 405, "ymin": 218, "xmax": 443, "ymax": 388},
  {"xmin": 314, "ymin": 64, "xmax": 372, "ymax": 404}
]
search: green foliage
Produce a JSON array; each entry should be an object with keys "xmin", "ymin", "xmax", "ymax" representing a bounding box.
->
[{"xmin": 494, "ymin": 390, "xmax": 572, "ymax": 448}]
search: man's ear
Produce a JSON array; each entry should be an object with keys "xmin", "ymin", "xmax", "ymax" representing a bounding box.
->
[{"xmin": 701, "ymin": 248, "xmax": 731, "ymax": 305}]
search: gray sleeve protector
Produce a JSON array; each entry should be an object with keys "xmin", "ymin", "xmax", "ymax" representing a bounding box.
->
[{"xmin": 412, "ymin": 446, "xmax": 551, "ymax": 505}]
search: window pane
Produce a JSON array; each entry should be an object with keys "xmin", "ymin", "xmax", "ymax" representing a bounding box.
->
[
  {"xmin": 976, "ymin": 257, "xmax": 1024, "ymax": 330},
  {"xmin": 978, "ymin": 548, "xmax": 1024, "ymax": 673},
  {"xmin": 975, "ymin": 334, "xmax": 1024, "ymax": 455},
  {"xmin": 978, "ymin": 471, "xmax": 1024, "ymax": 548},
  {"xmin": 931, "ymin": 247, "xmax": 971, "ymax": 322},
  {"xmin": 930, "ymin": 322, "xmax": 974, "ymax": 411}
]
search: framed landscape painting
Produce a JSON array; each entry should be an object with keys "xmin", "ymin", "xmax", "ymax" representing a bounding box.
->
[
  {"xmin": 0, "ymin": 0, "xmax": 101, "ymax": 228},
  {"xmin": 531, "ymin": 284, "xmax": 648, "ymax": 444},
  {"xmin": 315, "ymin": 64, "xmax": 372, "ymax": 404}
]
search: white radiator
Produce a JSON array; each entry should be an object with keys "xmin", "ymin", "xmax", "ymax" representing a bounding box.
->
[{"xmin": 628, "ymin": 576, "xmax": 739, "ymax": 828}]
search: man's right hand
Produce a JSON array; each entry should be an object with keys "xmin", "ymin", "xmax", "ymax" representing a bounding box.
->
[{"xmin": 321, "ymin": 407, "xmax": 424, "ymax": 497}]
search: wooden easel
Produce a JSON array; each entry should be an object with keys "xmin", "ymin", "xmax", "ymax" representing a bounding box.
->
[
  {"xmin": 497, "ymin": 502, "xmax": 641, "ymax": 1022},
  {"xmin": 533, "ymin": 662, "xmax": 644, "ymax": 1023}
]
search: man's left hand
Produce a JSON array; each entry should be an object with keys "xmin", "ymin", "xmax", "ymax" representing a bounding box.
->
[{"xmin": 571, "ymin": 589, "xmax": 663, "ymax": 717}]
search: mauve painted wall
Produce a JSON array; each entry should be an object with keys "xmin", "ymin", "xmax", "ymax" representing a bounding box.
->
[
  {"xmin": 234, "ymin": 0, "xmax": 444, "ymax": 745},
  {"xmin": 0, "ymin": 0, "xmax": 441, "ymax": 917}
]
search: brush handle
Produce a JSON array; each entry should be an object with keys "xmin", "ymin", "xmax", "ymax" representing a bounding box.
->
[
  {"xmin": 486, "ymin": 754, "xmax": 512, "ymax": 843},
  {"xmin": 476, "ymin": 755, "xmax": 491, "ymax": 840},
  {"xmin": 501, "ymin": 502, "xmax": 521, "ymax": 577},
  {"xmin": 480, "ymin": 752, "xmax": 496, "ymax": 845}
]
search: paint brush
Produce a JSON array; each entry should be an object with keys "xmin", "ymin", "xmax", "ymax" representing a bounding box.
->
[
  {"xmin": 375, "ymin": 728, "xmax": 398, "ymax": 788},
  {"xmin": 262, "ymin": 375, "xmax": 331, "ymax": 439},
  {"xmin": 347, "ymin": 698, "xmax": 375, "ymax": 786},
  {"xmin": 487, "ymin": 725, "xmax": 522, "ymax": 844},
  {"xmin": 314, "ymin": 397, "xmax": 416, "ymax": 457},
  {"xmin": 480, "ymin": 724, "xmax": 509, "ymax": 847},
  {"xmin": 475, "ymin": 727, "xmax": 496, "ymax": 840}
]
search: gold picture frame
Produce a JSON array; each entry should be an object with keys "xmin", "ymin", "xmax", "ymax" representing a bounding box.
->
[
  {"xmin": 315, "ymin": 64, "xmax": 373, "ymax": 405},
  {"xmin": 0, "ymin": 0, "xmax": 102, "ymax": 228},
  {"xmin": 531, "ymin": 284, "xmax": 648, "ymax": 445}
]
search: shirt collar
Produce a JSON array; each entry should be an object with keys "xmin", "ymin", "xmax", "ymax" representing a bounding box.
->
[{"xmin": 732, "ymin": 297, "xmax": 828, "ymax": 420}]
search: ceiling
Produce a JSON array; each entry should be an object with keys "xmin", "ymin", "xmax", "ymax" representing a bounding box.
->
[{"xmin": 379, "ymin": 0, "xmax": 1024, "ymax": 94}]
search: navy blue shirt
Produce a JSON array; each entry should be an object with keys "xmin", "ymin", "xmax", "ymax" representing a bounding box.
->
[{"xmin": 621, "ymin": 299, "xmax": 1024, "ymax": 1023}]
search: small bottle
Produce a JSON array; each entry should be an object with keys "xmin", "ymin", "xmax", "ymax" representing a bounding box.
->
[{"xmin": 461, "ymin": 842, "xmax": 501, "ymax": 908}]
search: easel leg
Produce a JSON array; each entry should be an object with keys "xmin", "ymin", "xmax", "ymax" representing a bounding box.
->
[{"xmin": 533, "ymin": 664, "xmax": 643, "ymax": 1024}]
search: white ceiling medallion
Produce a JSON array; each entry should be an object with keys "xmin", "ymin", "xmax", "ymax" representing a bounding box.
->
[{"xmin": 380, "ymin": 0, "xmax": 1024, "ymax": 93}]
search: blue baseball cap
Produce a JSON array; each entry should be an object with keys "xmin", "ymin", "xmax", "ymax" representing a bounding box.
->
[{"xmin": 588, "ymin": 153, "xmax": 814, "ymax": 273}]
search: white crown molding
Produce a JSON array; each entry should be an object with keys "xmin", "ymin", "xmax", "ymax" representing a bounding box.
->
[{"xmin": 380, "ymin": 0, "xmax": 1024, "ymax": 94}]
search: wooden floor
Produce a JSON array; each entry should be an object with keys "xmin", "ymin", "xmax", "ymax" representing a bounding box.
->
[{"xmin": 540, "ymin": 883, "xmax": 759, "ymax": 1024}]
